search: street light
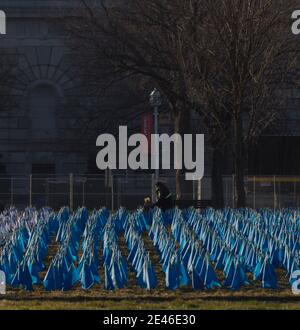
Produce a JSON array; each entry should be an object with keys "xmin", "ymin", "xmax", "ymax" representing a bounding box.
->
[
  {"xmin": 149, "ymin": 88, "xmax": 162, "ymax": 184},
  {"xmin": 150, "ymin": 88, "xmax": 162, "ymax": 108}
]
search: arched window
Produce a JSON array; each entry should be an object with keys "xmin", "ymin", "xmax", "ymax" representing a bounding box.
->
[{"xmin": 29, "ymin": 83, "xmax": 59, "ymax": 139}]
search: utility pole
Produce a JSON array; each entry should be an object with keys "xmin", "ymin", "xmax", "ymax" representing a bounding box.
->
[{"xmin": 149, "ymin": 88, "xmax": 162, "ymax": 183}]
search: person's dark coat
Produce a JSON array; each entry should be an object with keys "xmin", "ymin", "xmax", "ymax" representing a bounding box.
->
[{"xmin": 153, "ymin": 182, "xmax": 173, "ymax": 211}]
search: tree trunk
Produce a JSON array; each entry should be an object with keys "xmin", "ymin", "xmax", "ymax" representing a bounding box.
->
[
  {"xmin": 174, "ymin": 108, "xmax": 191, "ymax": 200},
  {"xmin": 211, "ymin": 148, "xmax": 224, "ymax": 209},
  {"xmin": 233, "ymin": 115, "xmax": 246, "ymax": 208}
]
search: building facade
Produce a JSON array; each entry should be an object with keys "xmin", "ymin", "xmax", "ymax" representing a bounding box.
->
[
  {"xmin": 0, "ymin": 1, "xmax": 89, "ymax": 176},
  {"xmin": 0, "ymin": 1, "xmax": 300, "ymax": 180}
]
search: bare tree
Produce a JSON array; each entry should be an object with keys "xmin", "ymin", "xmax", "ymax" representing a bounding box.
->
[
  {"xmin": 181, "ymin": 0, "xmax": 299, "ymax": 207},
  {"xmin": 64, "ymin": 0, "xmax": 202, "ymax": 199},
  {"xmin": 64, "ymin": 0, "xmax": 299, "ymax": 207}
]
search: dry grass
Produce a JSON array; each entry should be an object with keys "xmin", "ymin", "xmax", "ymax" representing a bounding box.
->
[{"xmin": 1, "ymin": 285, "xmax": 300, "ymax": 310}]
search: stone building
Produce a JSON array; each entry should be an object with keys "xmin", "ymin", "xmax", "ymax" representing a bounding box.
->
[
  {"xmin": 0, "ymin": 0, "xmax": 89, "ymax": 176},
  {"xmin": 0, "ymin": 1, "xmax": 300, "ymax": 183}
]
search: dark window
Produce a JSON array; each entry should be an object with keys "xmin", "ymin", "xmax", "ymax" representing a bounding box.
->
[
  {"xmin": 0, "ymin": 164, "xmax": 6, "ymax": 174},
  {"xmin": 248, "ymin": 136, "xmax": 300, "ymax": 175},
  {"xmin": 32, "ymin": 164, "xmax": 55, "ymax": 175}
]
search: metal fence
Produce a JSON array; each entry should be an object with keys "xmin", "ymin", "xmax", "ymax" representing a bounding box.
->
[{"xmin": 0, "ymin": 174, "xmax": 300, "ymax": 210}]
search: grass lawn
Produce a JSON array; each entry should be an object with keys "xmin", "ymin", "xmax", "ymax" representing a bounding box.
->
[{"xmin": 1, "ymin": 286, "xmax": 300, "ymax": 310}]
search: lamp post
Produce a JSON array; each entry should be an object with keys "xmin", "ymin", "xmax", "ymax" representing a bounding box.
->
[{"xmin": 149, "ymin": 88, "xmax": 162, "ymax": 183}]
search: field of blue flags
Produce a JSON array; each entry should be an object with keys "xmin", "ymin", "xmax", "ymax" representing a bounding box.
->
[{"xmin": 0, "ymin": 206, "xmax": 299, "ymax": 292}]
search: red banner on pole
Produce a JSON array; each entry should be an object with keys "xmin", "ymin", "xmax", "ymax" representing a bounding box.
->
[{"xmin": 141, "ymin": 113, "xmax": 154, "ymax": 154}]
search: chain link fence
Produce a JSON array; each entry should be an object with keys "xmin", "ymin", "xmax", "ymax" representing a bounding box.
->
[{"xmin": 0, "ymin": 174, "xmax": 299, "ymax": 210}]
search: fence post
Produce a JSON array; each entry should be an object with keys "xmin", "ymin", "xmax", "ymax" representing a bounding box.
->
[
  {"xmin": 118, "ymin": 178, "xmax": 121, "ymax": 209},
  {"xmin": 273, "ymin": 176, "xmax": 277, "ymax": 209},
  {"xmin": 82, "ymin": 180, "xmax": 85, "ymax": 207},
  {"xmin": 192, "ymin": 180, "xmax": 195, "ymax": 200},
  {"xmin": 278, "ymin": 178, "xmax": 281, "ymax": 209},
  {"xmin": 10, "ymin": 177, "xmax": 13, "ymax": 206},
  {"xmin": 294, "ymin": 181, "xmax": 297, "ymax": 208},
  {"xmin": 253, "ymin": 176, "xmax": 256, "ymax": 209},
  {"xmin": 111, "ymin": 174, "xmax": 114, "ymax": 211},
  {"xmin": 29, "ymin": 174, "xmax": 32, "ymax": 207},
  {"xmin": 197, "ymin": 179, "xmax": 202, "ymax": 201},
  {"xmin": 151, "ymin": 174, "xmax": 156, "ymax": 202},
  {"xmin": 232, "ymin": 175, "xmax": 235, "ymax": 208},
  {"xmin": 45, "ymin": 179, "xmax": 50, "ymax": 207},
  {"xmin": 70, "ymin": 173, "xmax": 74, "ymax": 212}
]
